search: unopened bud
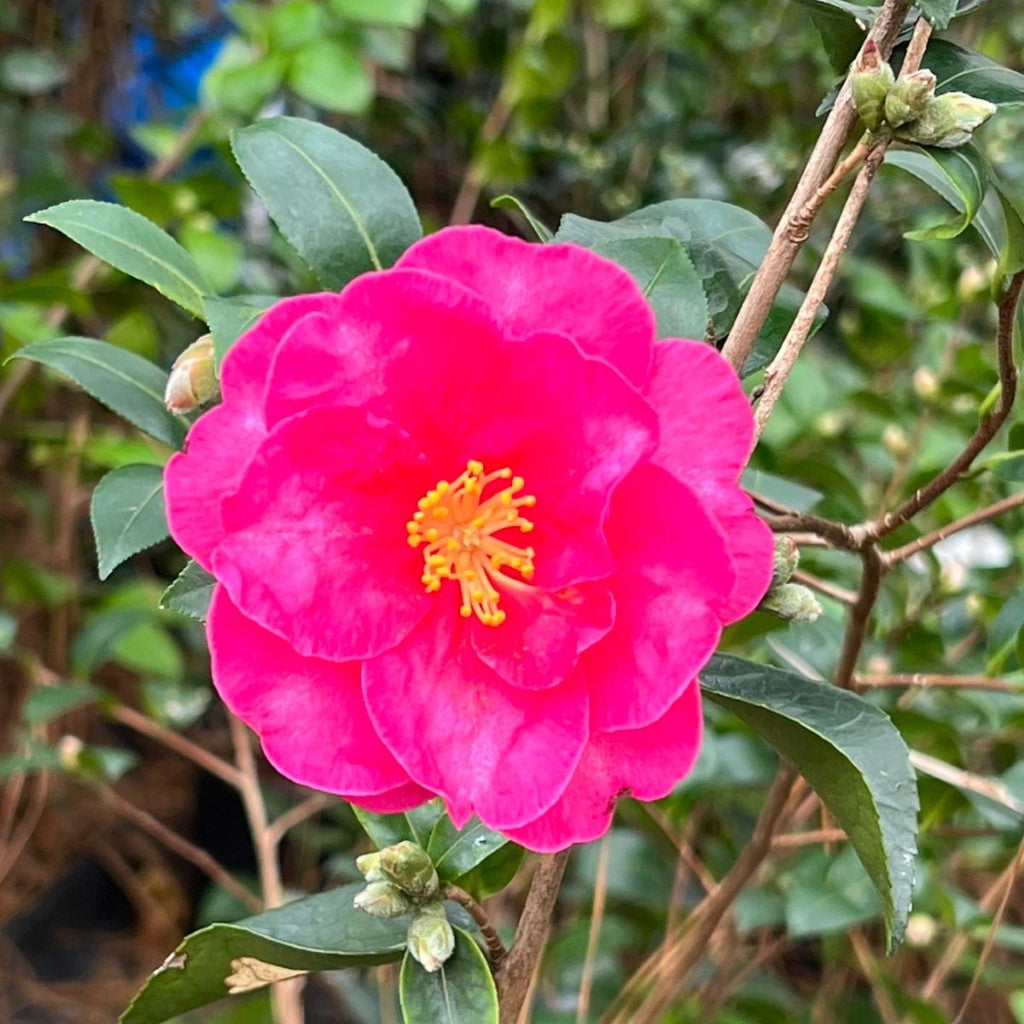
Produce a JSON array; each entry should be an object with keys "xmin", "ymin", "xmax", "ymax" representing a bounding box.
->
[
  {"xmin": 379, "ymin": 841, "xmax": 439, "ymax": 899},
  {"xmin": 850, "ymin": 42, "xmax": 895, "ymax": 133},
  {"xmin": 883, "ymin": 70, "xmax": 936, "ymax": 127},
  {"xmin": 57, "ymin": 734, "xmax": 85, "ymax": 772},
  {"xmin": 897, "ymin": 92, "xmax": 996, "ymax": 148},
  {"xmin": 760, "ymin": 583, "xmax": 823, "ymax": 623},
  {"xmin": 883, "ymin": 424, "xmax": 910, "ymax": 457},
  {"xmin": 353, "ymin": 880, "xmax": 414, "ymax": 919},
  {"xmin": 912, "ymin": 367, "xmax": 939, "ymax": 400},
  {"xmin": 165, "ymin": 334, "xmax": 218, "ymax": 414},
  {"xmin": 905, "ymin": 913, "xmax": 939, "ymax": 947},
  {"xmin": 406, "ymin": 903, "xmax": 455, "ymax": 973},
  {"xmin": 771, "ymin": 536, "xmax": 799, "ymax": 588},
  {"xmin": 356, "ymin": 852, "xmax": 384, "ymax": 882}
]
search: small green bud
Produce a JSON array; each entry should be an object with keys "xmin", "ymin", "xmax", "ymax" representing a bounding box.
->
[
  {"xmin": 760, "ymin": 583, "xmax": 823, "ymax": 623},
  {"xmin": 165, "ymin": 334, "xmax": 218, "ymax": 413},
  {"xmin": 356, "ymin": 851, "xmax": 384, "ymax": 882},
  {"xmin": 406, "ymin": 903, "xmax": 455, "ymax": 973},
  {"xmin": 379, "ymin": 841, "xmax": 439, "ymax": 899},
  {"xmin": 850, "ymin": 41, "xmax": 895, "ymax": 133},
  {"xmin": 771, "ymin": 536, "xmax": 799, "ymax": 588},
  {"xmin": 883, "ymin": 69, "xmax": 936, "ymax": 127},
  {"xmin": 353, "ymin": 880, "xmax": 415, "ymax": 919},
  {"xmin": 897, "ymin": 92, "xmax": 997, "ymax": 148}
]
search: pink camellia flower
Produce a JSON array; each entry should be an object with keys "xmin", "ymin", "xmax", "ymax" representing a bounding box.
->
[{"xmin": 164, "ymin": 226, "xmax": 773, "ymax": 851}]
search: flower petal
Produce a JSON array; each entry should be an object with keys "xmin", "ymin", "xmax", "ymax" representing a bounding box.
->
[
  {"xmin": 587, "ymin": 463, "xmax": 734, "ymax": 732},
  {"xmin": 165, "ymin": 293, "xmax": 343, "ymax": 569},
  {"xmin": 644, "ymin": 339, "xmax": 773, "ymax": 621},
  {"xmin": 211, "ymin": 406, "xmax": 431, "ymax": 662},
  {"xmin": 362, "ymin": 609, "xmax": 589, "ymax": 831},
  {"xmin": 471, "ymin": 582, "xmax": 614, "ymax": 690},
  {"xmin": 208, "ymin": 586, "xmax": 420, "ymax": 797},
  {"xmin": 396, "ymin": 226, "xmax": 655, "ymax": 388},
  {"xmin": 505, "ymin": 682, "xmax": 703, "ymax": 851}
]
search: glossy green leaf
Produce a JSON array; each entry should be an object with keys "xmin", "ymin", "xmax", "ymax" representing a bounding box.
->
[
  {"xmin": 914, "ymin": 0, "xmax": 958, "ymax": 28},
  {"xmin": 592, "ymin": 237, "xmax": 709, "ymax": 341},
  {"xmin": 120, "ymin": 883, "xmax": 407, "ymax": 1024},
  {"xmin": 160, "ymin": 560, "xmax": 217, "ymax": 621},
  {"xmin": 25, "ymin": 200, "xmax": 210, "ymax": 317},
  {"xmin": 91, "ymin": 464, "xmax": 169, "ymax": 580},
  {"xmin": 450, "ymin": 842, "xmax": 524, "ymax": 901},
  {"xmin": 287, "ymin": 39, "xmax": 374, "ymax": 114},
  {"xmin": 354, "ymin": 800, "xmax": 446, "ymax": 850},
  {"xmin": 426, "ymin": 818, "xmax": 511, "ymax": 883},
  {"xmin": 914, "ymin": 39, "xmax": 1024, "ymax": 107},
  {"xmin": 10, "ymin": 337, "xmax": 188, "ymax": 449},
  {"xmin": 489, "ymin": 194, "xmax": 553, "ymax": 241},
  {"xmin": 203, "ymin": 295, "xmax": 277, "ymax": 365},
  {"xmin": 701, "ymin": 654, "xmax": 919, "ymax": 949},
  {"xmin": 398, "ymin": 928, "xmax": 498, "ymax": 1024},
  {"xmin": 231, "ymin": 116, "xmax": 422, "ymax": 288},
  {"xmin": 885, "ymin": 145, "xmax": 989, "ymax": 241}
]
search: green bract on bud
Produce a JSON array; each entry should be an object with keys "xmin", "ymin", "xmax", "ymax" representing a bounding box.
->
[
  {"xmin": 771, "ymin": 536, "xmax": 799, "ymax": 588},
  {"xmin": 356, "ymin": 851, "xmax": 384, "ymax": 882},
  {"xmin": 353, "ymin": 880, "xmax": 415, "ymax": 919},
  {"xmin": 378, "ymin": 841, "xmax": 439, "ymax": 899},
  {"xmin": 165, "ymin": 334, "xmax": 218, "ymax": 414},
  {"xmin": 759, "ymin": 583, "xmax": 823, "ymax": 623},
  {"xmin": 406, "ymin": 903, "xmax": 455, "ymax": 973},
  {"xmin": 849, "ymin": 41, "xmax": 895, "ymax": 133},
  {"xmin": 883, "ymin": 69, "xmax": 936, "ymax": 127},
  {"xmin": 896, "ymin": 92, "xmax": 997, "ymax": 148}
]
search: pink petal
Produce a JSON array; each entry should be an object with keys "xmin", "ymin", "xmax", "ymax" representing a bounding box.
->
[
  {"xmin": 396, "ymin": 226, "xmax": 655, "ymax": 388},
  {"xmin": 165, "ymin": 293, "xmax": 343, "ymax": 569},
  {"xmin": 587, "ymin": 464, "xmax": 735, "ymax": 732},
  {"xmin": 350, "ymin": 782, "xmax": 435, "ymax": 814},
  {"xmin": 505, "ymin": 682, "xmax": 703, "ymax": 851},
  {"xmin": 208, "ymin": 586, "xmax": 419, "ymax": 797},
  {"xmin": 362, "ymin": 609, "xmax": 589, "ymax": 831},
  {"xmin": 211, "ymin": 406, "xmax": 431, "ymax": 662},
  {"xmin": 644, "ymin": 339, "xmax": 773, "ymax": 621},
  {"xmin": 470, "ymin": 582, "xmax": 614, "ymax": 690}
]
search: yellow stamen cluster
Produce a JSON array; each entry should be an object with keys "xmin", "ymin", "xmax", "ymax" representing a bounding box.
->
[{"xmin": 407, "ymin": 460, "xmax": 537, "ymax": 627}]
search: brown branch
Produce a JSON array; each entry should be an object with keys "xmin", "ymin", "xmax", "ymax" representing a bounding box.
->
[
  {"xmin": 497, "ymin": 850, "xmax": 571, "ymax": 1024},
  {"xmin": 266, "ymin": 793, "xmax": 333, "ymax": 847},
  {"xmin": 854, "ymin": 672, "xmax": 1017, "ymax": 693},
  {"xmin": 862, "ymin": 271, "xmax": 1024, "ymax": 541},
  {"xmin": 791, "ymin": 568, "xmax": 858, "ymax": 606},
  {"xmin": 765, "ymin": 511, "xmax": 860, "ymax": 550},
  {"xmin": 446, "ymin": 884, "xmax": 508, "ymax": 968},
  {"xmin": 883, "ymin": 492, "xmax": 1024, "ymax": 566},
  {"xmin": 719, "ymin": 0, "xmax": 915, "ymax": 372},
  {"xmin": 100, "ymin": 784, "xmax": 262, "ymax": 913},
  {"xmin": 576, "ymin": 834, "xmax": 611, "ymax": 1024},
  {"xmin": 834, "ymin": 546, "xmax": 886, "ymax": 689}
]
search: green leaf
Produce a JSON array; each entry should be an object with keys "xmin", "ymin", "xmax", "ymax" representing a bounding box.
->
[
  {"xmin": 25, "ymin": 201, "xmax": 211, "ymax": 317},
  {"xmin": 23, "ymin": 682, "xmax": 100, "ymax": 727},
  {"xmin": 329, "ymin": 0, "xmax": 428, "ymax": 28},
  {"xmin": 398, "ymin": 928, "xmax": 499, "ymax": 1024},
  {"xmin": 0, "ymin": 49, "xmax": 68, "ymax": 94},
  {"xmin": 591, "ymin": 238, "xmax": 710, "ymax": 341},
  {"xmin": 449, "ymin": 842, "xmax": 524, "ymax": 901},
  {"xmin": 10, "ymin": 337, "xmax": 188, "ymax": 449},
  {"xmin": 91, "ymin": 465, "xmax": 169, "ymax": 580},
  {"xmin": 203, "ymin": 295, "xmax": 277, "ymax": 365},
  {"xmin": 354, "ymin": 800, "xmax": 446, "ymax": 850},
  {"xmin": 202, "ymin": 40, "xmax": 288, "ymax": 117},
  {"xmin": 71, "ymin": 608, "xmax": 152, "ymax": 678},
  {"xmin": 884, "ymin": 145, "xmax": 989, "ymax": 241},
  {"xmin": 287, "ymin": 39, "xmax": 375, "ymax": 114},
  {"xmin": 160, "ymin": 560, "xmax": 216, "ymax": 622},
  {"xmin": 914, "ymin": 0, "xmax": 958, "ymax": 28},
  {"xmin": 231, "ymin": 116, "xmax": 422, "ymax": 288},
  {"xmin": 701, "ymin": 655, "xmax": 919, "ymax": 949},
  {"xmin": 120, "ymin": 883, "xmax": 407, "ymax": 1024},
  {"xmin": 489, "ymin": 195, "xmax": 553, "ymax": 241},
  {"xmin": 426, "ymin": 818, "xmax": 512, "ymax": 883},
  {"xmin": 911, "ymin": 39, "xmax": 1024, "ymax": 107}
]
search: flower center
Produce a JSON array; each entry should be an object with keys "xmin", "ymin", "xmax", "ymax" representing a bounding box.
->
[{"xmin": 407, "ymin": 459, "xmax": 537, "ymax": 627}]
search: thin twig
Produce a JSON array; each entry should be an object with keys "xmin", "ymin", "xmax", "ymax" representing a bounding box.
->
[
  {"xmin": 497, "ymin": 850, "xmax": 572, "ymax": 1024},
  {"xmin": 850, "ymin": 928, "xmax": 901, "ymax": 1024},
  {"xmin": 576, "ymin": 834, "xmax": 610, "ymax": 1024},
  {"xmin": 446, "ymin": 884, "xmax": 508, "ymax": 968},
  {"xmin": 910, "ymin": 750, "xmax": 1024, "ymax": 816},
  {"xmin": 854, "ymin": 672, "xmax": 1017, "ymax": 693},
  {"xmin": 791, "ymin": 568, "xmax": 857, "ymax": 606},
  {"xmin": 267, "ymin": 793, "xmax": 333, "ymax": 847},
  {"xmin": 883, "ymin": 492, "xmax": 1024, "ymax": 566},
  {"xmin": 833, "ymin": 546, "xmax": 886, "ymax": 689}
]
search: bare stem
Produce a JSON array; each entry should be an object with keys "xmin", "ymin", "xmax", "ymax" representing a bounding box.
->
[
  {"xmin": 854, "ymin": 672, "xmax": 1017, "ymax": 693},
  {"xmin": 445, "ymin": 884, "xmax": 508, "ymax": 967},
  {"xmin": 266, "ymin": 793, "xmax": 333, "ymax": 847},
  {"xmin": 833, "ymin": 546, "xmax": 885, "ymax": 689},
  {"xmin": 576, "ymin": 834, "xmax": 611, "ymax": 1024},
  {"xmin": 497, "ymin": 849, "xmax": 571, "ymax": 1024}
]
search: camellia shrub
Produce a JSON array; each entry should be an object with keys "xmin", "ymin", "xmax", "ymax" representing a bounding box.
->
[{"xmin": 6, "ymin": 1, "xmax": 1024, "ymax": 1023}]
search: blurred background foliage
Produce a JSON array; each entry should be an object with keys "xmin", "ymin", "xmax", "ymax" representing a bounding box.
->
[{"xmin": 1, "ymin": 1, "xmax": 1023, "ymax": 1022}]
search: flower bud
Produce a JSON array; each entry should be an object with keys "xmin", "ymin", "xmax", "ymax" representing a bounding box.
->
[
  {"xmin": 882, "ymin": 424, "xmax": 910, "ymax": 458},
  {"xmin": 771, "ymin": 536, "xmax": 799, "ymax": 589},
  {"xmin": 912, "ymin": 367, "xmax": 939, "ymax": 400},
  {"xmin": 353, "ymin": 880, "xmax": 415, "ymax": 919},
  {"xmin": 356, "ymin": 851, "xmax": 384, "ymax": 882},
  {"xmin": 165, "ymin": 334, "xmax": 218, "ymax": 414},
  {"xmin": 897, "ymin": 92, "xmax": 997, "ymax": 148},
  {"xmin": 850, "ymin": 41, "xmax": 895, "ymax": 132},
  {"xmin": 378, "ymin": 841, "xmax": 439, "ymax": 899},
  {"xmin": 406, "ymin": 903, "xmax": 455, "ymax": 973},
  {"xmin": 883, "ymin": 70, "xmax": 936, "ymax": 127},
  {"xmin": 759, "ymin": 583, "xmax": 823, "ymax": 623}
]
